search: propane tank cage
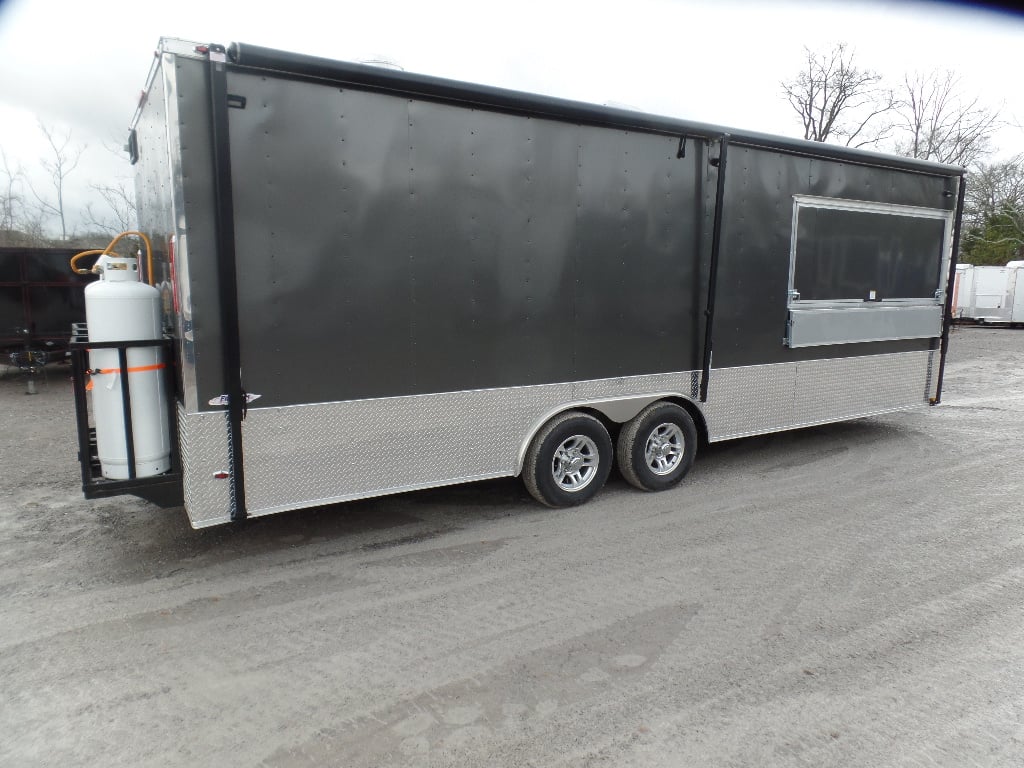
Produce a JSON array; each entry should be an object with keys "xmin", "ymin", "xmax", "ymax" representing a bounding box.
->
[{"xmin": 70, "ymin": 338, "xmax": 184, "ymax": 507}]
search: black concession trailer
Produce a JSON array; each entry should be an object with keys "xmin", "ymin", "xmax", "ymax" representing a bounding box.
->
[{"xmin": 72, "ymin": 38, "xmax": 965, "ymax": 528}]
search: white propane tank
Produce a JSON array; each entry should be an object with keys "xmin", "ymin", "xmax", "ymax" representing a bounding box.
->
[{"xmin": 85, "ymin": 255, "xmax": 171, "ymax": 479}]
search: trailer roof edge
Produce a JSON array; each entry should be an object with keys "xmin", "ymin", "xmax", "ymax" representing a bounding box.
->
[{"xmin": 218, "ymin": 40, "xmax": 963, "ymax": 177}]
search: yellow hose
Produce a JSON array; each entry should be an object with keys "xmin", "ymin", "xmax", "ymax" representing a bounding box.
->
[{"xmin": 71, "ymin": 230, "xmax": 154, "ymax": 286}]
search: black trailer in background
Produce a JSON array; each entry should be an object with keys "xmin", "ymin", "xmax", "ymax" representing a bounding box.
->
[
  {"xmin": 0, "ymin": 247, "xmax": 96, "ymax": 361},
  {"xmin": 93, "ymin": 39, "xmax": 964, "ymax": 527}
]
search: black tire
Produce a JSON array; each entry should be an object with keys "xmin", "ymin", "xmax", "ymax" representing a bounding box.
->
[
  {"xmin": 523, "ymin": 411, "xmax": 613, "ymax": 508},
  {"xmin": 616, "ymin": 402, "xmax": 697, "ymax": 492}
]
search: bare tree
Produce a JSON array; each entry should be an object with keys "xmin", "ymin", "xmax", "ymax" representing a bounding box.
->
[
  {"xmin": 781, "ymin": 43, "xmax": 894, "ymax": 147},
  {"xmin": 28, "ymin": 121, "xmax": 84, "ymax": 241},
  {"xmin": 0, "ymin": 149, "xmax": 22, "ymax": 234},
  {"xmin": 82, "ymin": 180, "xmax": 137, "ymax": 236},
  {"xmin": 966, "ymin": 156, "xmax": 1024, "ymax": 222},
  {"xmin": 962, "ymin": 155, "xmax": 1024, "ymax": 264},
  {"xmin": 0, "ymin": 149, "xmax": 51, "ymax": 246},
  {"xmin": 893, "ymin": 71, "xmax": 1000, "ymax": 167},
  {"xmin": 75, "ymin": 135, "xmax": 138, "ymax": 237}
]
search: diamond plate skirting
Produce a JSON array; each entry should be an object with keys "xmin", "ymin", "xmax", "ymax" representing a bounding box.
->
[
  {"xmin": 701, "ymin": 350, "xmax": 935, "ymax": 441},
  {"xmin": 176, "ymin": 353, "xmax": 934, "ymax": 523},
  {"xmin": 238, "ymin": 372, "xmax": 699, "ymax": 519},
  {"xmin": 177, "ymin": 404, "xmax": 235, "ymax": 528}
]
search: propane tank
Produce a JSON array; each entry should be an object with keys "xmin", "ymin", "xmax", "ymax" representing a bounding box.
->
[{"xmin": 86, "ymin": 254, "xmax": 171, "ymax": 479}]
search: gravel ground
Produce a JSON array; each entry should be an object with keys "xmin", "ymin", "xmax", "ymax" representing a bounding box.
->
[{"xmin": 1, "ymin": 326, "xmax": 1022, "ymax": 767}]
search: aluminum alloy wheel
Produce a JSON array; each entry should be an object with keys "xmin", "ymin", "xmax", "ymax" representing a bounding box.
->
[
  {"xmin": 645, "ymin": 422, "xmax": 685, "ymax": 476},
  {"xmin": 552, "ymin": 435, "xmax": 600, "ymax": 492}
]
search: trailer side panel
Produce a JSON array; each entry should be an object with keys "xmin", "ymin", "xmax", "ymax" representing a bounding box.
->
[
  {"xmin": 711, "ymin": 146, "xmax": 956, "ymax": 368},
  {"xmin": 225, "ymin": 71, "xmax": 707, "ymax": 407}
]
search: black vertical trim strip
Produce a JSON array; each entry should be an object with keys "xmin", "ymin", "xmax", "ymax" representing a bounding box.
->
[
  {"xmin": 700, "ymin": 135, "xmax": 729, "ymax": 403},
  {"xmin": 162, "ymin": 340, "xmax": 183, "ymax": 477},
  {"xmin": 206, "ymin": 46, "xmax": 247, "ymax": 520},
  {"xmin": 118, "ymin": 346, "xmax": 137, "ymax": 480},
  {"xmin": 71, "ymin": 347, "xmax": 94, "ymax": 492},
  {"xmin": 931, "ymin": 174, "xmax": 967, "ymax": 406}
]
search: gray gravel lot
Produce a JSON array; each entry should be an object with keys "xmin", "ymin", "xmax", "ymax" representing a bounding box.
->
[{"xmin": 2, "ymin": 326, "xmax": 1022, "ymax": 767}]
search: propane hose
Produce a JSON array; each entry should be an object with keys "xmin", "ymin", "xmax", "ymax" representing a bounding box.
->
[{"xmin": 71, "ymin": 230, "xmax": 154, "ymax": 287}]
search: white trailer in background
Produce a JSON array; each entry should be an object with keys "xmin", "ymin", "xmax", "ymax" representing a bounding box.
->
[
  {"xmin": 954, "ymin": 262, "xmax": 1024, "ymax": 325},
  {"xmin": 952, "ymin": 264, "xmax": 975, "ymax": 320},
  {"xmin": 1011, "ymin": 261, "xmax": 1024, "ymax": 324},
  {"xmin": 973, "ymin": 266, "xmax": 1012, "ymax": 323}
]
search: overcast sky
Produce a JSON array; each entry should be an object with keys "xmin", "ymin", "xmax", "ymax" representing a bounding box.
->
[{"xmin": 0, "ymin": 0, "xmax": 1021, "ymax": 236}]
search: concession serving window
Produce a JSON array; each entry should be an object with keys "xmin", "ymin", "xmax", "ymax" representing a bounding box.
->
[{"xmin": 784, "ymin": 196, "xmax": 953, "ymax": 348}]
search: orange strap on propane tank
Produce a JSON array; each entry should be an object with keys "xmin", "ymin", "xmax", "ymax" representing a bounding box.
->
[{"xmin": 85, "ymin": 363, "xmax": 167, "ymax": 391}]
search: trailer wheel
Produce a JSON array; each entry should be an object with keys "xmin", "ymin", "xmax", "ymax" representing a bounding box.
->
[
  {"xmin": 616, "ymin": 402, "xmax": 697, "ymax": 492},
  {"xmin": 523, "ymin": 411, "xmax": 613, "ymax": 508}
]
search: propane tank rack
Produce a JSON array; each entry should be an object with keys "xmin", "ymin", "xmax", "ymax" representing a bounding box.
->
[{"xmin": 70, "ymin": 338, "xmax": 184, "ymax": 507}]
